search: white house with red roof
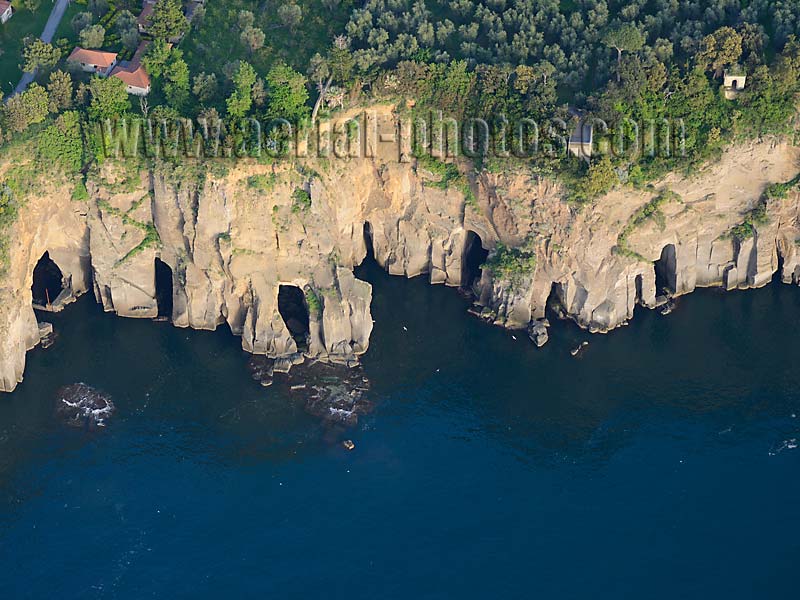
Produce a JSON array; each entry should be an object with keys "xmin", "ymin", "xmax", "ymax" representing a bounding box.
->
[
  {"xmin": 67, "ymin": 47, "xmax": 118, "ymax": 76},
  {"xmin": 110, "ymin": 61, "xmax": 151, "ymax": 96},
  {"xmin": 0, "ymin": 0, "xmax": 14, "ymax": 24},
  {"xmin": 110, "ymin": 41, "xmax": 151, "ymax": 96}
]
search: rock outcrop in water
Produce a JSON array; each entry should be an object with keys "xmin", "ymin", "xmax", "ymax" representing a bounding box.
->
[
  {"xmin": 55, "ymin": 383, "xmax": 115, "ymax": 429},
  {"xmin": 1, "ymin": 106, "xmax": 799, "ymax": 392}
]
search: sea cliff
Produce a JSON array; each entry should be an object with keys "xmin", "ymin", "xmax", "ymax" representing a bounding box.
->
[{"xmin": 1, "ymin": 107, "xmax": 799, "ymax": 392}]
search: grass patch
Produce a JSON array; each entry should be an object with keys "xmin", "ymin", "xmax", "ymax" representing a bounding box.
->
[
  {"xmin": 615, "ymin": 189, "xmax": 681, "ymax": 262},
  {"xmin": 0, "ymin": 4, "xmax": 51, "ymax": 89},
  {"xmin": 97, "ymin": 197, "xmax": 161, "ymax": 263},
  {"xmin": 415, "ymin": 151, "xmax": 477, "ymax": 207},
  {"xmin": 721, "ymin": 177, "xmax": 796, "ymax": 242},
  {"xmin": 71, "ymin": 177, "xmax": 89, "ymax": 201}
]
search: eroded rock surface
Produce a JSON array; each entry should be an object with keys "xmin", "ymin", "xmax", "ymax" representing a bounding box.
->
[{"xmin": 1, "ymin": 107, "xmax": 799, "ymax": 392}]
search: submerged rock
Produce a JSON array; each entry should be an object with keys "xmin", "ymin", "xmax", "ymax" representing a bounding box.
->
[
  {"xmin": 247, "ymin": 356, "xmax": 274, "ymax": 387},
  {"xmin": 38, "ymin": 322, "xmax": 56, "ymax": 349},
  {"xmin": 55, "ymin": 383, "xmax": 115, "ymax": 429},
  {"xmin": 659, "ymin": 299, "xmax": 676, "ymax": 316},
  {"xmin": 570, "ymin": 341, "xmax": 589, "ymax": 357},
  {"xmin": 528, "ymin": 320, "xmax": 549, "ymax": 347},
  {"xmin": 286, "ymin": 361, "xmax": 373, "ymax": 428}
]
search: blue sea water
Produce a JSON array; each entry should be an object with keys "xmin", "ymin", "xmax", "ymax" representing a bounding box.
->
[{"xmin": 1, "ymin": 259, "xmax": 799, "ymax": 599}]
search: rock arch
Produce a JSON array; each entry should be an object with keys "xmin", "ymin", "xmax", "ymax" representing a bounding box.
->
[
  {"xmin": 363, "ymin": 221, "xmax": 374, "ymax": 262},
  {"xmin": 277, "ymin": 285, "xmax": 310, "ymax": 350},
  {"xmin": 154, "ymin": 258, "xmax": 173, "ymax": 319},
  {"xmin": 655, "ymin": 244, "xmax": 677, "ymax": 295},
  {"xmin": 31, "ymin": 252, "xmax": 65, "ymax": 309},
  {"xmin": 461, "ymin": 230, "xmax": 488, "ymax": 290}
]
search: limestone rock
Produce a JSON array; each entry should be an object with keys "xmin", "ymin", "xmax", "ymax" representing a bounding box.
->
[
  {"xmin": 1, "ymin": 113, "xmax": 799, "ymax": 392},
  {"xmin": 528, "ymin": 320, "xmax": 549, "ymax": 347}
]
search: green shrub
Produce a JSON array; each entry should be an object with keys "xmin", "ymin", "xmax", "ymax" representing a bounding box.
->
[
  {"xmin": 765, "ymin": 175, "xmax": 800, "ymax": 200},
  {"xmin": 304, "ymin": 288, "xmax": 322, "ymax": 317},
  {"xmin": 615, "ymin": 189, "xmax": 681, "ymax": 261},
  {"xmin": 38, "ymin": 112, "xmax": 84, "ymax": 173},
  {"xmin": 247, "ymin": 173, "xmax": 276, "ymax": 192},
  {"xmin": 571, "ymin": 156, "xmax": 619, "ymax": 203},
  {"xmin": 484, "ymin": 243, "xmax": 536, "ymax": 285},
  {"xmin": 728, "ymin": 221, "xmax": 756, "ymax": 241},
  {"xmin": 0, "ymin": 185, "xmax": 20, "ymax": 277},
  {"xmin": 72, "ymin": 179, "xmax": 90, "ymax": 202},
  {"xmin": 291, "ymin": 187, "xmax": 311, "ymax": 213},
  {"xmin": 415, "ymin": 151, "xmax": 476, "ymax": 206}
]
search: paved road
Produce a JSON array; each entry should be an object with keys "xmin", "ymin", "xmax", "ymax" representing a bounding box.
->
[{"xmin": 11, "ymin": 0, "xmax": 71, "ymax": 97}]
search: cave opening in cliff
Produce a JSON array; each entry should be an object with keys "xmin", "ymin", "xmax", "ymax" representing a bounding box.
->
[
  {"xmin": 461, "ymin": 231, "xmax": 489, "ymax": 291},
  {"xmin": 774, "ymin": 244, "xmax": 785, "ymax": 284},
  {"xmin": 278, "ymin": 285, "xmax": 310, "ymax": 350},
  {"xmin": 31, "ymin": 252, "xmax": 64, "ymax": 307},
  {"xmin": 363, "ymin": 221, "xmax": 375, "ymax": 261},
  {"xmin": 635, "ymin": 274, "xmax": 644, "ymax": 305},
  {"xmin": 546, "ymin": 282, "xmax": 567, "ymax": 318},
  {"xmin": 154, "ymin": 258, "xmax": 173, "ymax": 319},
  {"xmin": 654, "ymin": 244, "xmax": 677, "ymax": 295}
]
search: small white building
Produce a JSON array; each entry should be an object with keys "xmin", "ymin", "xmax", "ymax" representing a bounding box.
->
[
  {"xmin": 568, "ymin": 120, "xmax": 593, "ymax": 158},
  {"xmin": 0, "ymin": 0, "xmax": 14, "ymax": 24},
  {"xmin": 67, "ymin": 47, "xmax": 118, "ymax": 76},
  {"xmin": 723, "ymin": 66, "xmax": 746, "ymax": 100},
  {"xmin": 110, "ymin": 63, "xmax": 151, "ymax": 96},
  {"xmin": 109, "ymin": 41, "xmax": 151, "ymax": 96}
]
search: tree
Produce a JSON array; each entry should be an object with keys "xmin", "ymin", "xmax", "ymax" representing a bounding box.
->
[
  {"xmin": 142, "ymin": 39, "xmax": 173, "ymax": 79},
  {"xmin": 265, "ymin": 63, "xmax": 309, "ymax": 122},
  {"xmin": 696, "ymin": 27, "xmax": 743, "ymax": 78},
  {"xmin": 88, "ymin": 0, "xmax": 109, "ymax": 18},
  {"xmin": 116, "ymin": 10, "xmax": 140, "ymax": 50},
  {"xmin": 87, "ymin": 76, "xmax": 130, "ymax": 120},
  {"xmin": 163, "ymin": 52, "xmax": 190, "ymax": 110},
  {"xmin": 251, "ymin": 78, "xmax": 267, "ymax": 107},
  {"xmin": 115, "ymin": 10, "xmax": 138, "ymax": 33},
  {"xmin": 121, "ymin": 28, "xmax": 141, "ymax": 52},
  {"xmin": 71, "ymin": 12, "xmax": 93, "ymax": 34},
  {"xmin": 578, "ymin": 156, "xmax": 618, "ymax": 200},
  {"xmin": 241, "ymin": 26, "xmax": 265, "ymax": 54},
  {"xmin": 308, "ymin": 53, "xmax": 330, "ymax": 90},
  {"xmin": 149, "ymin": 0, "xmax": 188, "ymax": 41},
  {"xmin": 47, "ymin": 70, "xmax": 74, "ymax": 111},
  {"xmin": 602, "ymin": 24, "xmax": 645, "ymax": 82},
  {"xmin": 226, "ymin": 61, "xmax": 257, "ymax": 119},
  {"xmin": 80, "ymin": 24, "xmax": 106, "ymax": 49},
  {"xmin": 38, "ymin": 111, "xmax": 84, "ymax": 172},
  {"xmin": 192, "ymin": 72, "xmax": 218, "ymax": 104},
  {"xmin": 329, "ymin": 35, "xmax": 354, "ymax": 82},
  {"xmin": 22, "ymin": 40, "xmax": 60, "ymax": 73},
  {"xmin": 3, "ymin": 84, "xmax": 50, "ymax": 132},
  {"xmin": 277, "ymin": 3, "xmax": 302, "ymax": 30},
  {"xmin": 237, "ymin": 10, "xmax": 254, "ymax": 30},
  {"xmin": 311, "ymin": 35, "xmax": 354, "ymax": 123}
]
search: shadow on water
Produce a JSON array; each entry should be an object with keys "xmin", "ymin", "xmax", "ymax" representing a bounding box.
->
[
  {"xmin": 355, "ymin": 255, "xmax": 800, "ymax": 463},
  {"xmin": 1, "ymin": 258, "xmax": 800, "ymax": 597},
  {"xmin": 0, "ymin": 297, "xmax": 326, "ymax": 497},
  {"xmin": 2, "ymin": 257, "xmax": 798, "ymax": 473}
]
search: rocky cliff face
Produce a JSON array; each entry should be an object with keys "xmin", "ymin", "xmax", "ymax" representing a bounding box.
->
[{"xmin": 1, "ymin": 109, "xmax": 798, "ymax": 392}]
